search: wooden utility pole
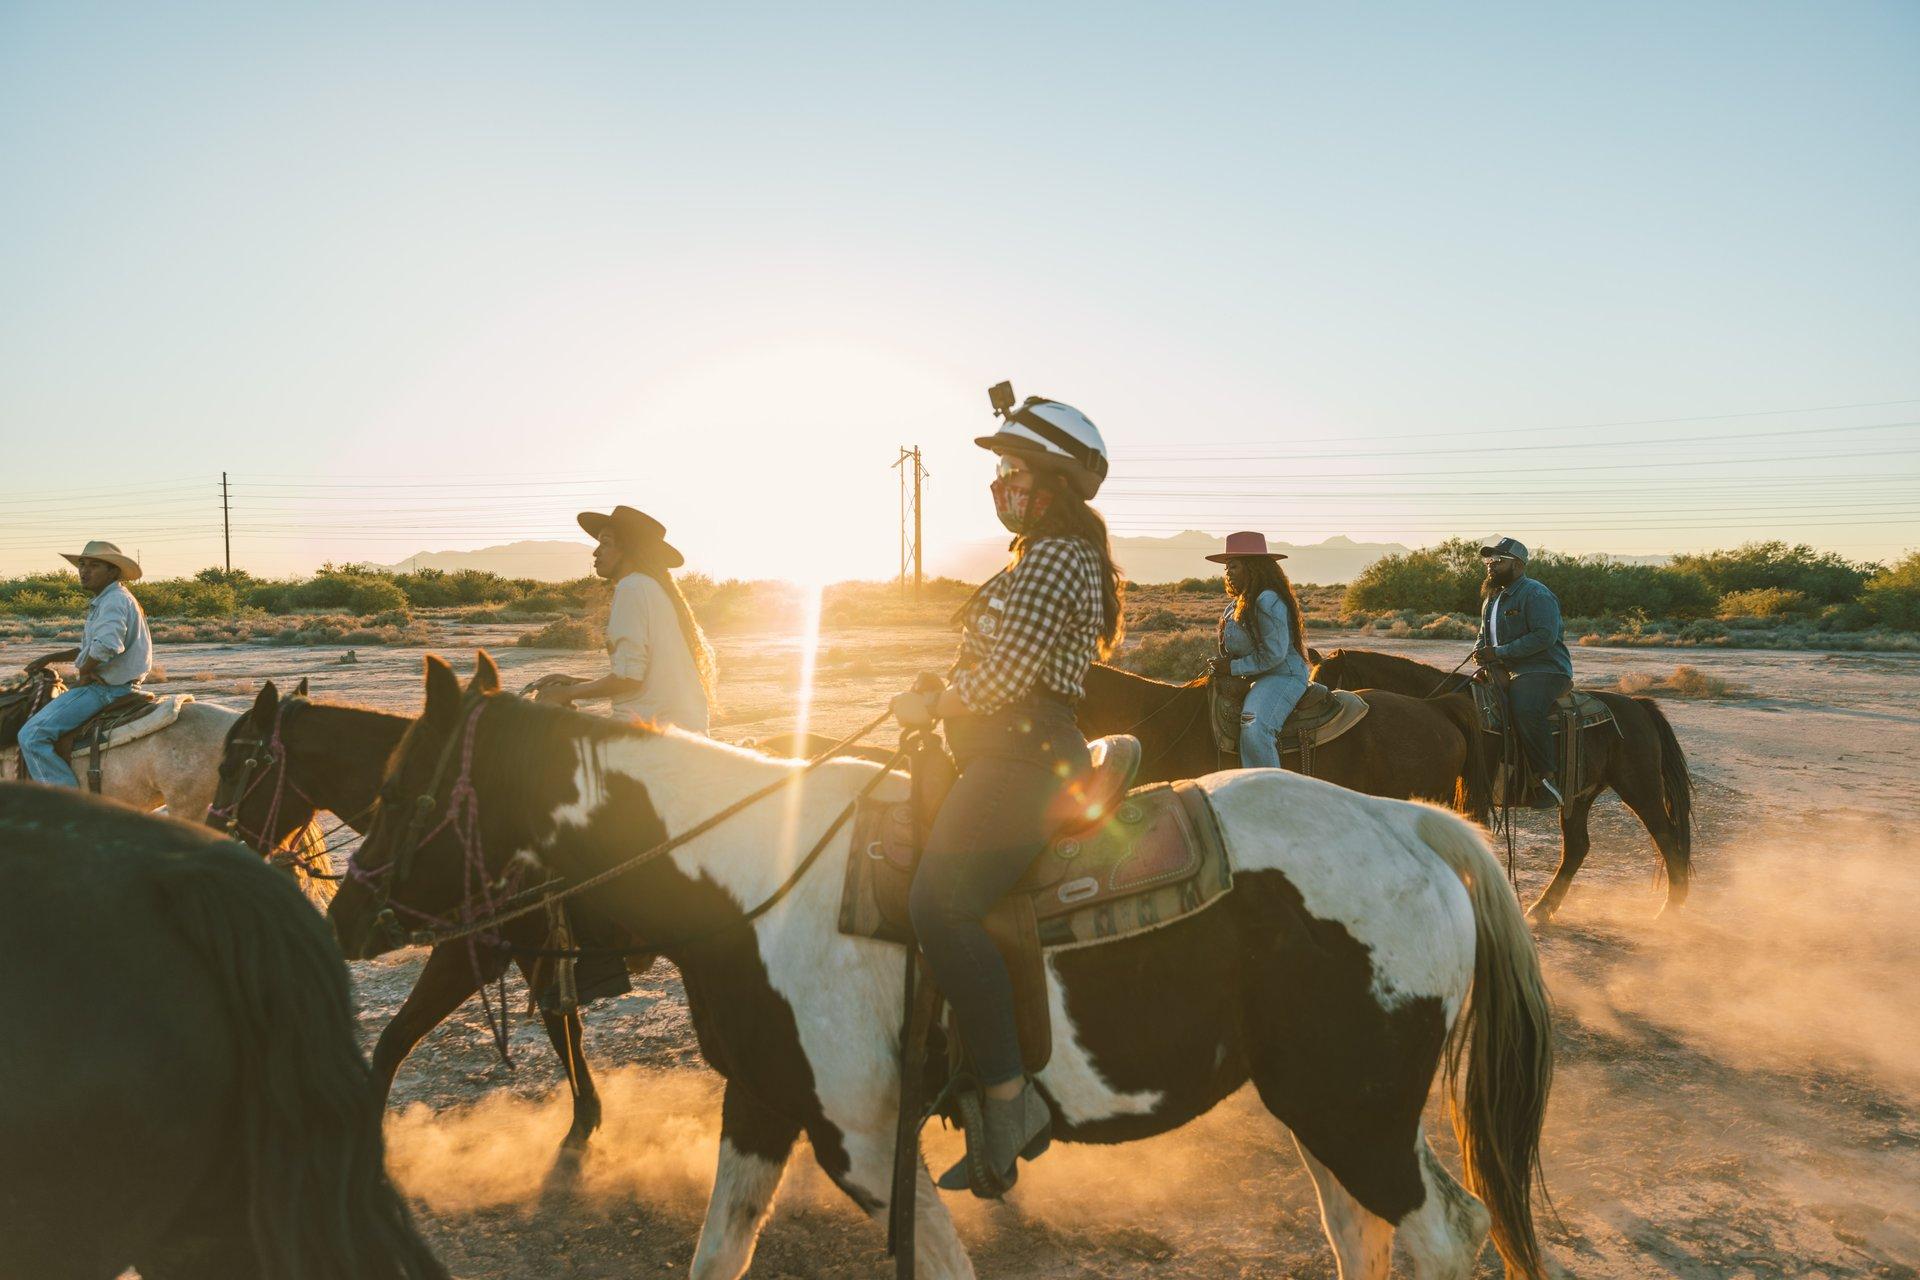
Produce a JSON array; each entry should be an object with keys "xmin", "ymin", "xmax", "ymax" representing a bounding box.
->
[
  {"xmin": 893, "ymin": 446, "xmax": 928, "ymax": 598},
  {"xmin": 221, "ymin": 471, "xmax": 232, "ymax": 574}
]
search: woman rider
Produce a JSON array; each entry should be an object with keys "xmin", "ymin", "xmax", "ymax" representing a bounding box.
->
[
  {"xmin": 889, "ymin": 393, "xmax": 1124, "ymax": 1197},
  {"xmin": 1206, "ymin": 531, "xmax": 1311, "ymax": 767}
]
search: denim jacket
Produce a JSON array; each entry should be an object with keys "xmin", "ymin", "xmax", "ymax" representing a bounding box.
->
[
  {"xmin": 1477, "ymin": 575, "xmax": 1574, "ymax": 678},
  {"xmin": 1221, "ymin": 590, "xmax": 1312, "ymax": 687}
]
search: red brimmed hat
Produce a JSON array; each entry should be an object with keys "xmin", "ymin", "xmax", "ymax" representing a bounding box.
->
[
  {"xmin": 576, "ymin": 506, "xmax": 684, "ymax": 569},
  {"xmin": 1205, "ymin": 531, "xmax": 1287, "ymax": 563}
]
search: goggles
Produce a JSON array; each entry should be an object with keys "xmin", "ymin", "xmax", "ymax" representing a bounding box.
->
[{"xmin": 995, "ymin": 454, "xmax": 1031, "ymax": 482}]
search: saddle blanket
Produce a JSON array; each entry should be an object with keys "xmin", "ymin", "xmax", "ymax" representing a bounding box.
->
[{"xmin": 84, "ymin": 694, "xmax": 192, "ymax": 751}]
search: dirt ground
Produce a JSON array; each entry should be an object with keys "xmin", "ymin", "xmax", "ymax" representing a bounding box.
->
[{"xmin": 10, "ymin": 624, "xmax": 1915, "ymax": 1279}]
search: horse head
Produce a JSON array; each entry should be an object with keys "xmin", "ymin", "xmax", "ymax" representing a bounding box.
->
[{"xmin": 329, "ymin": 652, "xmax": 506, "ymax": 959}]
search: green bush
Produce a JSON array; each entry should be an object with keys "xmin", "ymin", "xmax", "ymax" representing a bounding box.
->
[
  {"xmin": 393, "ymin": 567, "xmax": 523, "ymax": 608},
  {"xmin": 1344, "ymin": 539, "xmax": 1483, "ymax": 614},
  {"xmin": 133, "ymin": 579, "xmax": 238, "ymax": 617},
  {"xmin": 1670, "ymin": 540, "xmax": 1873, "ymax": 606},
  {"xmin": 1716, "ymin": 587, "xmax": 1815, "ymax": 620},
  {"xmin": 0, "ymin": 573, "xmax": 88, "ymax": 616},
  {"xmin": 1862, "ymin": 552, "xmax": 1920, "ymax": 630},
  {"xmin": 289, "ymin": 571, "xmax": 409, "ymax": 615},
  {"xmin": 1176, "ymin": 575, "xmax": 1225, "ymax": 595}
]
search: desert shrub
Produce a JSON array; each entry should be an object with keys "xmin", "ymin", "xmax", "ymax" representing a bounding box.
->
[
  {"xmin": 394, "ymin": 567, "xmax": 522, "ymax": 608},
  {"xmin": 1114, "ymin": 628, "xmax": 1214, "ymax": 681},
  {"xmin": 1344, "ymin": 539, "xmax": 1482, "ymax": 614},
  {"xmin": 288, "ymin": 571, "xmax": 409, "ymax": 615},
  {"xmin": 1716, "ymin": 587, "xmax": 1815, "ymax": 620},
  {"xmin": 0, "ymin": 573, "xmax": 89, "ymax": 616},
  {"xmin": 1132, "ymin": 608, "xmax": 1182, "ymax": 632},
  {"xmin": 516, "ymin": 617, "xmax": 603, "ymax": 649},
  {"xmin": 1670, "ymin": 540, "xmax": 1872, "ymax": 606},
  {"xmin": 133, "ymin": 578, "xmax": 237, "ymax": 617},
  {"xmin": 1862, "ymin": 552, "xmax": 1920, "ymax": 631},
  {"xmin": 1616, "ymin": 665, "xmax": 1740, "ymax": 699},
  {"xmin": 1530, "ymin": 553, "xmax": 1717, "ymax": 620},
  {"xmin": 1176, "ymin": 575, "xmax": 1225, "ymax": 595}
]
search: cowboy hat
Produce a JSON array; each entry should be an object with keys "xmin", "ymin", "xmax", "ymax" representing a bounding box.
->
[
  {"xmin": 1204, "ymin": 531, "xmax": 1287, "ymax": 563},
  {"xmin": 59, "ymin": 540, "xmax": 143, "ymax": 582},
  {"xmin": 576, "ymin": 506, "xmax": 684, "ymax": 569}
]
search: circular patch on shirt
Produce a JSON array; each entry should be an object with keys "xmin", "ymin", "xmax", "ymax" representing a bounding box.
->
[{"xmin": 976, "ymin": 613, "xmax": 998, "ymax": 636}]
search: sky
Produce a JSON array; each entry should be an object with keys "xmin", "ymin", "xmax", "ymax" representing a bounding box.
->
[{"xmin": 2, "ymin": 1, "xmax": 1916, "ymax": 582}]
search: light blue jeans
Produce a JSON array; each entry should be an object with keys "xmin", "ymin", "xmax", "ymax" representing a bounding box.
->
[
  {"xmin": 1238, "ymin": 672, "xmax": 1308, "ymax": 768},
  {"xmin": 18, "ymin": 682, "xmax": 136, "ymax": 788}
]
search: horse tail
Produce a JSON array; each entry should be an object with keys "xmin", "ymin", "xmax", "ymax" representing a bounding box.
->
[
  {"xmin": 1433, "ymin": 692, "xmax": 1492, "ymax": 825},
  {"xmin": 156, "ymin": 847, "xmax": 446, "ymax": 1280},
  {"xmin": 1416, "ymin": 809, "xmax": 1554, "ymax": 1279},
  {"xmin": 1636, "ymin": 697, "xmax": 1693, "ymax": 866}
]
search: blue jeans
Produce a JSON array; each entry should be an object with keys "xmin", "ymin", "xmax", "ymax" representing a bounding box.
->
[
  {"xmin": 1238, "ymin": 673, "xmax": 1308, "ymax": 768},
  {"xmin": 18, "ymin": 682, "xmax": 135, "ymax": 788},
  {"xmin": 1507, "ymin": 672, "xmax": 1573, "ymax": 786}
]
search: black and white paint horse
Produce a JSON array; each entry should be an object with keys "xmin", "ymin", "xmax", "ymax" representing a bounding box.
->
[{"xmin": 332, "ymin": 654, "xmax": 1555, "ymax": 1280}]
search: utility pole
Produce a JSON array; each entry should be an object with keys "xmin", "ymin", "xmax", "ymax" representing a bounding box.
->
[
  {"xmin": 221, "ymin": 471, "xmax": 232, "ymax": 575},
  {"xmin": 892, "ymin": 446, "xmax": 928, "ymax": 599}
]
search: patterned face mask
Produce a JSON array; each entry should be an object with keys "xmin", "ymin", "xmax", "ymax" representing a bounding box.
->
[{"xmin": 991, "ymin": 475, "xmax": 1054, "ymax": 534}]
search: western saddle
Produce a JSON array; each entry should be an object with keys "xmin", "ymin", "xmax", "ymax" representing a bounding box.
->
[
  {"xmin": 2, "ymin": 656, "xmax": 163, "ymax": 792},
  {"xmin": 1208, "ymin": 677, "xmax": 1371, "ymax": 774},
  {"xmin": 1469, "ymin": 675, "xmax": 1620, "ymax": 804}
]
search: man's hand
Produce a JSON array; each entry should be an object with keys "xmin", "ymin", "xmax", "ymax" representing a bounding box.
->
[
  {"xmin": 534, "ymin": 682, "xmax": 578, "ymax": 706},
  {"xmin": 1472, "ymin": 645, "xmax": 1500, "ymax": 667},
  {"xmin": 890, "ymin": 689, "xmax": 938, "ymax": 729}
]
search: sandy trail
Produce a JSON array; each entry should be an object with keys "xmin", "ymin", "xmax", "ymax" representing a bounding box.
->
[{"xmin": 7, "ymin": 628, "xmax": 1915, "ymax": 1278}]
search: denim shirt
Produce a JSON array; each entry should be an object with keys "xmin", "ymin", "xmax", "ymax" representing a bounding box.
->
[
  {"xmin": 1478, "ymin": 575, "xmax": 1574, "ymax": 678},
  {"xmin": 1221, "ymin": 590, "xmax": 1311, "ymax": 687}
]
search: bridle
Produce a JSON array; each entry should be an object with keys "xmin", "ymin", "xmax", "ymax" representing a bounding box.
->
[{"xmin": 208, "ymin": 696, "xmax": 371, "ymax": 876}]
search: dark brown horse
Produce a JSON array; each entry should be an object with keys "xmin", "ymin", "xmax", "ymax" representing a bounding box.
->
[
  {"xmin": 1077, "ymin": 662, "xmax": 1492, "ymax": 819},
  {"xmin": 207, "ymin": 679, "xmax": 632, "ymax": 1154},
  {"xmin": 1312, "ymin": 648, "xmax": 1693, "ymax": 923}
]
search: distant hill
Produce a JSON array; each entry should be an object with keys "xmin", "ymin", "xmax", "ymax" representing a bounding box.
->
[
  {"xmin": 373, "ymin": 541, "xmax": 591, "ymax": 580},
  {"xmin": 931, "ymin": 532, "xmax": 1414, "ymax": 586}
]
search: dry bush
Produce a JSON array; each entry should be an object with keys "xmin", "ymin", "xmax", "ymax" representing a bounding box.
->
[
  {"xmin": 1615, "ymin": 665, "xmax": 1742, "ymax": 699},
  {"xmin": 516, "ymin": 617, "xmax": 603, "ymax": 650},
  {"xmin": 1114, "ymin": 628, "xmax": 1213, "ymax": 681}
]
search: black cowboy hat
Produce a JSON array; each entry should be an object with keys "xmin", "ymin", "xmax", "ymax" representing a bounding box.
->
[{"xmin": 576, "ymin": 506, "xmax": 684, "ymax": 569}]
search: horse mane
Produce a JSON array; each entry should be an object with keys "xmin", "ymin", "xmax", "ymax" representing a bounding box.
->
[
  {"xmin": 1319, "ymin": 648, "xmax": 1451, "ymax": 680},
  {"xmin": 1087, "ymin": 661, "xmax": 1206, "ymax": 693}
]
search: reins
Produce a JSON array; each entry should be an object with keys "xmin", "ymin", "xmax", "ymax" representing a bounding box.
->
[
  {"xmin": 208, "ymin": 696, "xmax": 374, "ymax": 878},
  {"xmin": 364, "ymin": 703, "xmax": 901, "ymax": 952}
]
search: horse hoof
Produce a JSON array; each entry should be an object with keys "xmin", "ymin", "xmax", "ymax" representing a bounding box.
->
[{"xmin": 1526, "ymin": 904, "xmax": 1556, "ymax": 928}]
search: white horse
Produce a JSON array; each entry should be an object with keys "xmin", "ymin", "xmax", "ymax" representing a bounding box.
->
[
  {"xmin": 335, "ymin": 653, "xmax": 1555, "ymax": 1280},
  {"xmin": 1, "ymin": 667, "xmax": 332, "ymax": 903}
]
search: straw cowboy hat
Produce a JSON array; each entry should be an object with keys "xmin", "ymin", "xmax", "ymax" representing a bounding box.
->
[
  {"xmin": 59, "ymin": 540, "xmax": 143, "ymax": 582},
  {"xmin": 1204, "ymin": 531, "xmax": 1288, "ymax": 564},
  {"xmin": 576, "ymin": 506, "xmax": 684, "ymax": 569}
]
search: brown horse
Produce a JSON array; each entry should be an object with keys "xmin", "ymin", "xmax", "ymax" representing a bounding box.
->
[
  {"xmin": 1312, "ymin": 647, "xmax": 1693, "ymax": 923},
  {"xmin": 1076, "ymin": 661, "xmax": 1492, "ymax": 819}
]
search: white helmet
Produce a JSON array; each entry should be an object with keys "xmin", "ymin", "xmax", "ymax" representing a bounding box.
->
[{"xmin": 974, "ymin": 395, "xmax": 1110, "ymax": 499}]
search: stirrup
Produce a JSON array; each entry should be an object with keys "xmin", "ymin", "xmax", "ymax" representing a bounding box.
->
[{"xmin": 935, "ymin": 1079, "xmax": 1052, "ymax": 1199}]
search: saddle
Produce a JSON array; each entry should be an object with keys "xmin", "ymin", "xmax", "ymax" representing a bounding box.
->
[
  {"xmin": 838, "ymin": 733, "xmax": 1233, "ymax": 1075},
  {"xmin": 1209, "ymin": 678, "xmax": 1370, "ymax": 774},
  {"xmin": 1469, "ymin": 678, "xmax": 1619, "ymax": 803},
  {"xmin": 27, "ymin": 691, "xmax": 180, "ymax": 792}
]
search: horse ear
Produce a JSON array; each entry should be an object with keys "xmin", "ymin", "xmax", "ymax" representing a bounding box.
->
[
  {"xmin": 423, "ymin": 655, "xmax": 462, "ymax": 726},
  {"xmin": 469, "ymin": 650, "xmax": 501, "ymax": 695},
  {"xmin": 293, "ymin": 677, "xmax": 310, "ymax": 699},
  {"xmin": 252, "ymin": 680, "xmax": 279, "ymax": 722},
  {"xmin": 1307, "ymin": 647, "xmax": 1324, "ymax": 667}
]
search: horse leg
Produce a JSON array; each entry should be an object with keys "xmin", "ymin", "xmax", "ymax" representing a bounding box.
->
[
  {"xmin": 1611, "ymin": 764, "xmax": 1691, "ymax": 916},
  {"xmin": 1290, "ymin": 1136, "xmax": 1395, "ymax": 1279},
  {"xmin": 689, "ymin": 1084, "xmax": 801, "ymax": 1280},
  {"xmin": 1394, "ymin": 1140, "xmax": 1492, "ymax": 1280},
  {"xmin": 829, "ymin": 1122, "xmax": 976, "ymax": 1280},
  {"xmin": 369, "ymin": 943, "xmax": 490, "ymax": 1106},
  {"xmin": 1527, "ymin": 790, "xmax": 1596, "ymax": 925},
  {"xmin": 516, "ymin": 955, "xmax": 603, "ymax": 1153}
]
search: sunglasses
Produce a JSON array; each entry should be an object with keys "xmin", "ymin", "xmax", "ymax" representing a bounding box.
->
[{"xmin": 995, "ymin": 455, "xmax": 1032, "ymax": 481}]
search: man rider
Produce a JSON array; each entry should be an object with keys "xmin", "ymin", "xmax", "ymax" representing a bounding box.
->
[
  {"xmin": 18, "ymin": 541, "xmax": 152, "ymax": 788},
  {"xmin": 1473, "ymin": 537, "xmax": 1573, "ymax": 807}
]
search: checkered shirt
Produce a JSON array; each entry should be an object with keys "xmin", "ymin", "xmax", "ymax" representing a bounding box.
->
[{"xmin": 949, "ymin": 536, "xmax": 1107, "ymax": 715}]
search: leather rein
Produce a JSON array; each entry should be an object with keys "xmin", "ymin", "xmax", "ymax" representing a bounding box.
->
[{"xmin": 349, "ymin": 699, "xmax": 902, "ymax": 955}]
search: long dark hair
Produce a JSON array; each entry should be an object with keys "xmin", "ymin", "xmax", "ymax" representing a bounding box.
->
[
  {"xmin": 1227, "ymin": 556, "xmax": 1306, "ymax": 662},
  {"xmin": 1016, "ymin": 488, "xmax": 1127, "ymax": 659},
  {"xmin": 635, "ymin": 552, "xmax": 718, "ymax": 705}
]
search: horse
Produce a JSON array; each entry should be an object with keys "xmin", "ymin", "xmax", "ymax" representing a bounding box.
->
[
  {"xmin": 1076, "ymin": 661, "xmax": 1492, "ymax": 819},
  {"xmin": 332, "ymin": 652, "xmax": 1555, "ymax": 1280},
  {"xmin": 0, "ymin": 783, "xmax": 446, "ymax": 1280},
  {"xmin": 1, "ymin": 658, "xmax": 335, "ymax": 904},
  {"xmin": 207, "ymin": 676, "xmax": 638, "ymax": 1154},
  {"xmin": 1311, "ymin": 648, "xmax": 1693, "ymax": 924}
]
